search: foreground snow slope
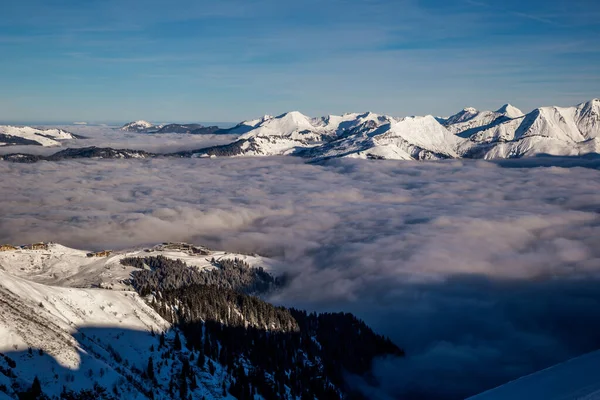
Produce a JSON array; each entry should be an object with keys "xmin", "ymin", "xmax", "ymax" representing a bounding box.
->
[
  {"xmin": 468, "ymin": 349, "xmax": 600, "ymax": 400},
  {"xmin": 0, "ymin": 126, "xmax": 76, "ymax": 147},
  {"xmin": 0, "ymin": 242, "xmax": 278, "ymax": 398},
  {"xmin": 0, "ymin": 268, "xmax": 170, "ymax": 398}
]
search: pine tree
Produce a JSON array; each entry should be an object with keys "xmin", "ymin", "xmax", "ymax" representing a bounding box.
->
[
  {"xmin": 189, "ymin": 374, "xmax": 197, "ymax": 390},
  {"xmin": 174, "ymin": 332, "xmax": 182, "ymax": 351},
  {"xmin": 30, "ymin": 376, "xmax": 42, "ymax": 397},
  {"xmin": 147, "ymin": 357, "xmax": 155, "ymax": 381},
  {"xmin": 203, "ymin": 334, "xmax": 211, "ymax": 358},
  {"xmin": 159, "ymin": 332, "xmax": 166, "ymax": 348},
  {"xmin": 179, "ymin": 375, "xmax": 188, "ymax": 400},
  {"xmin": 197, "ymin": 348, "xmax": 205, "ymax": 369},
  {"xmin": 181, "ymin": 358, "xmax": 190, "ymax": 378}
]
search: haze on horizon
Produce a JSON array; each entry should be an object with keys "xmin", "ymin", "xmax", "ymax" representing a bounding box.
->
[{"xmin": 1, "ymin": 0, "xmax": 599, "ymax": 124}]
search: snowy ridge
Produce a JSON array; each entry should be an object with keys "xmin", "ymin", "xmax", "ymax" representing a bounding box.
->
[
  {"xmin": 221, "ymin": 114, "xmax": 274, "ymax": 135},
  {"xmin": 463, "ymin": 99, "xmax": 600, "ymax": 159},
  {"xmin": 191, "ymin": 99, "xmax": 598, "ymax": 160},
  {"xmin": 442, "ymin": 104, "xmax": 524, "ymax": 135},
  {"xmin": 194, "ymin": 111, "xmax": 401, "ymax": 158},
  {"xmin": 303, "ymin": 115, "xmax": 460, "ymax": 161},
  {"xmin": 0, "ymin": 126, "xmax": 76, "ymax": 147},
  {"xmin": 0, "ymin": 242, "xmax": 281, "ymax": 290}
]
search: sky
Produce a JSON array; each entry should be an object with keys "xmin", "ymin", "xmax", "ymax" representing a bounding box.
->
[{"xmin": 0, "ymin": 0, "xmax": 599, "ymax": 123}]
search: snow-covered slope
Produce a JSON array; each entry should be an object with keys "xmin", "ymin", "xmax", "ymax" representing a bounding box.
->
[
  {"xmin": 468, "ymin": 349, "xmax": 600, "ymax": 400},
  {"xmin": 120, "ymin": 121, "xmax": 160, "ymax": 133},
  {"xmin": 443, "ymin": 104, "xmax": 524, "ymax": 136},
  {"xmin": 194, "ymin": 111, "xmax": 417, "ymax": 158},
  {"xmin": 0, "ymin": 126, "xmax": 76, "ymax": 147},
  {"xmin": 303, "ymin": 115, "xmax": 460, "ymax": 161},
  {"xmin": 0, "ymin": 242, "xmax": 281, "ymax": 399},
  {"xmin": 220, "ymin": 115, "xmax": 274, "ymax": 135},
  {"xmin": 0, "ymin": 242, "xmax": 280, "ymax": 290},
  {"xmin": 0, "ymin": 269, "xmax": 172, "ymax": 398},
  {"xmin": 465, "ymin": 99, "xmax": 600, "ymax": 159},
  {"xmin": 497, "ymin": 104, "xmax": 524, "ymax": 119}
]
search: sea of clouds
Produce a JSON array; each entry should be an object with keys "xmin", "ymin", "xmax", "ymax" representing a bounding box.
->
[
  {"xmin": 1, "ymin": 155, "xmax": 599, "ymax": 399},
  {"xmin": 0, "ymin": 125, "xmax": 238, "ymax": 156}
]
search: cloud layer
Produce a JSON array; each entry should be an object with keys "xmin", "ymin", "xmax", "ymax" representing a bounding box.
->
[
  {"xmin": 1, "ymin": 156, "xmax": 599, "ymax": 398},
  {"xmin": 0, "ymin": 125, "xmax": 238, "ymax": 156}
]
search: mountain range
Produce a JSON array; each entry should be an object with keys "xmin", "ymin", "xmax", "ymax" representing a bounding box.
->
[
  {"xmin": 191, "ymin": 99, "xmax": 599, "ymax": 160},
  {"xmin": 120, "ymin": 121, "xmax": 221, "ymax": 135},
  {"xmin": 2, "ymin": 99, "xmax": 598, "ymax": 161}
]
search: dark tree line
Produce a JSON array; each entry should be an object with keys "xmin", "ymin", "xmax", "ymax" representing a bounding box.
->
[
  {"xmin": 123, "ymin": 255, "xmax": 281, "ymax": 296},
  {"xmin": 124, "ymin": 255, "xmax": 405, "ymax": 399}
]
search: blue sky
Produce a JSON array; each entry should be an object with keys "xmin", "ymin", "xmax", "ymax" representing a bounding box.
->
[{"xmin": 0, "ymin": 0, "xmax": 599, "ymax": 123}]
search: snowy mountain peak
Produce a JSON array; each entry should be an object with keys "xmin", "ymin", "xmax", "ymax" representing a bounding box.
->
[
  {"xmin": 360, "ymin": 111, "xmax": 378, "ymax": 118},
  {"xmin": 580, "ymin": 98, "xmax": 600, "ymax": 113},
  {"xmin": 239, "ymin": 111, "xmax": 315, "ymax": 140},
  {"xmin": 574, "ymin": 98, "xmax": 600, "ymax": 139},
  {"xmin": 496, "ymin": 104, "xmax": 524, "ymax": 119},
  {"xmin": 444, "ymin": 107, "xmax": 480, "ymax": 125},
  {"xmin": 120, "ymin": 120, "xmax": 158, "ymax": 132},
  {"xmin": 277, "ymin": 110, "xmax": 310, "ymax": 121}
]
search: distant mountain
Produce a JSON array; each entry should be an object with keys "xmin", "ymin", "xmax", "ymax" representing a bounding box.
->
[
  {"xmin": 0, "ymin": 241, "xmax": 403, "ymax": 399},
  {"xmin": 462, "ymin": 99, "xmax": 600, "ymax": 159},
  {"xmin": 0, "ymin": 126, "xmax": 76, "ymax": 146},
  {"xmin": 120, "ymin": 121, "xmax": 223, "ymax": 134},
  {"xmin": 187, "ymin": 111, "xmax": 400, "ymax": 158},
  {"xmin": 120, "ymin": 120, "xmax": 159, "ymax": 132},
  {"xmin": 0, "ymin": 146, "xmax": 154, "ymax": 163},
  {"xmin": 183, "ymin": 109, "xmax": 472, "ymax": 159},
  {"xmin": 154, "ymin": 124, "xmax": 221, "ymax": 134},
  {"xmin": 442, "ymin": 104, "xmax": 524, "ymax": 136},
  {"xmin": 301, "ymin": 114, "xmax": 461, "ymax": 161}
]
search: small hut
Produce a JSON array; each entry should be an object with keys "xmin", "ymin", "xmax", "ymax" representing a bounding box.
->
[
  {"xmin": 86, "ymin": 250, "xmax": 112, "ymax": 258},
  {"xmin": 0, "ymin": 244, "xmax": 18, "ymax": 252}
]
